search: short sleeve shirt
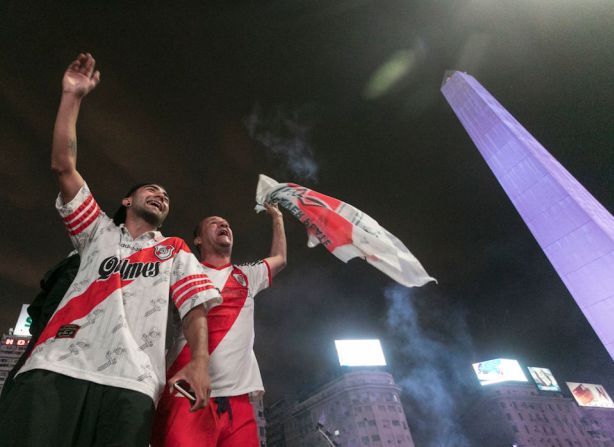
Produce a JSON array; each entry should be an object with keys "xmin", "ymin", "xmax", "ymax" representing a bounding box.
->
[
  {"xmin": 18, "ymin": 183, "xmax": 221, "ymax": 402},
  {"xmin": 166, "ymin": 261, "xmax": 270, "ymax": 397}
]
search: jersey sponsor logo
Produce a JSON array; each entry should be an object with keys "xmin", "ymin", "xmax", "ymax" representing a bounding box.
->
[
  {"xmin": 56, "ymin": 324, "xmax": 80, "ymax": 338},
  {"xmin": 98, "ymin": 256, "xmax": 161, "ymax": 280},
  {"xmin": 154, "ymin": 245, "xmax": 175, "ymax": 260}
]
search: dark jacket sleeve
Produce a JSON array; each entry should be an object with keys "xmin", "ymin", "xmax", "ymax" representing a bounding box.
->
[{"xmin": 0, "ymin": 253, "xmax": 80, "ymax": 401}]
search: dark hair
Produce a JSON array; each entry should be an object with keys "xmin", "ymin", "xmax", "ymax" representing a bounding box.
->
[{"xmin": 112, "ymin": 183, "xmax": 165, "ymax": 226}]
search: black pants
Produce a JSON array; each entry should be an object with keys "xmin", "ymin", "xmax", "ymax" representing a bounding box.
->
[{"xmin": 0, "ymin": 369, "xmax": 154, "ymax": 447}]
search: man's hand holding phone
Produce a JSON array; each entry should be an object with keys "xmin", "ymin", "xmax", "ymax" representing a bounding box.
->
[
  {"xmin": 168, "ymin": 357, "xmax": 211, "ymax": 412},
  {"xmin": 173, "ymin": 381, "xmax": 196, "ymax": 402}
]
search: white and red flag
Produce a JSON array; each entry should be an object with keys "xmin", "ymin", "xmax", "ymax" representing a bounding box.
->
[{"xmin": 255, "ymin": 174, "xmax": 436, "ymax": 287}]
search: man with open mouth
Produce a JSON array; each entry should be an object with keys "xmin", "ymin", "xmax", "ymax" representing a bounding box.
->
[
  {"xmin": 0, "ymin": 53, "xmax": 222, "ymax": 447},
  {"xmin": 151, "ymin": 206, "xmax": 287, "ymax": 447}
]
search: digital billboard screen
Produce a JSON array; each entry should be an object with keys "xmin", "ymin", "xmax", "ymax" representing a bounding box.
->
[
  {"xmin": 566, "ymin": 382, "xmax": 614, "ymax": 409},
  {"xmin": 472, "ymin": 358, "xmax": 528, "ymax": 385},
  {"xmin": 334, "ymin": 339, "xmax": 386, "ymax": 367},
  {"xmin": 528, "ymin": 367, "xmax": 561, "ymax": 392},
  {"xmin": 14, "ymin": 304, "xmax": 32, "ymax": 336},
  {"xmin": 2, "ymin": 337, "xmax": 29, "ymax": 346}
]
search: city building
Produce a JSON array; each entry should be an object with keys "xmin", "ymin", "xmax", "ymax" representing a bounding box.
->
[
  {"xmin": 462, "ymin": 382, "xmax": 614, "ymax": 446},
  {"xmin": 266, "ymin": 370, "xmax": 416, "ymax": 447},
  {"xmin": 0, "ymin": 331, "xmax": 30, "ymax": 394},
  {"xmin": 251, "ymin": 393, "xmax": 268, "ymax": 447}
]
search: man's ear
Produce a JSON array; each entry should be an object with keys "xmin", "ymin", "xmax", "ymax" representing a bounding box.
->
[
  {"xmin": 122, "ymin": 197, "xmax": 131, "ymax": 207},
  {"xmin": 193, "ymin": 235, "xmax": 202, "ymax": 248}
]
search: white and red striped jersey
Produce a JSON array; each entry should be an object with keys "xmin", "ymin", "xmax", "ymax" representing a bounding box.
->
[
  {"xmin": 166, "ymin": 261, "xmax": 271, "ymax": 398},
  {"xmin": 18, "ymin": 184, "xmax": 221, "ymax": 402}
]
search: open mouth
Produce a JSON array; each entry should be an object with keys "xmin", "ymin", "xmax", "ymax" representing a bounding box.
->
[
  {"xmin": 146, "ymin": 199, "xmax": 163, "ymax": 211},
  {"xmin": 218, "ymin": 229, "xmax": 230, "ymax": 237}
]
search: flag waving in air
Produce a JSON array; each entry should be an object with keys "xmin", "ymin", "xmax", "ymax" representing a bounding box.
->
[{"xmin": 255, "ymin": 174, "xmax": 436, "ymax": 288}]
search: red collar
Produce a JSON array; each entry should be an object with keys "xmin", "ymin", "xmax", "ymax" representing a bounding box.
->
[{"xmin": 201, "ymin": 261, "xmax": 232, "ymax": 270}]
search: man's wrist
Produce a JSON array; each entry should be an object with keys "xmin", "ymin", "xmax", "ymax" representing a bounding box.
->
[
  {"xmin": 190, "ymin": 353, "xmax": 210, "ymax": 363},
  {"xmin": 61, "ymin": 90, "xmax": 85, "ymax": 101}
]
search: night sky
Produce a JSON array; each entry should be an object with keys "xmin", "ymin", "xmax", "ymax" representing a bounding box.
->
[{"xmin": 1, "ymin": 2, "xmax": 613, "ymax": 445}]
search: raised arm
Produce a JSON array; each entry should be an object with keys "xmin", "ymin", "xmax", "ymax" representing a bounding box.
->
[
  {"xmin": 51, "ymin": 53, "xmax": 100, "ymax": 203},
  {"xmin": 168, "ymin": 306, "xmax": 210, "ymax": 412},
  {"xmin": 263, "ymin": 202, "xmax": 287, "ymax": 278}
]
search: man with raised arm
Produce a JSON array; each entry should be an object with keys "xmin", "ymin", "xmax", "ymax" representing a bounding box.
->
[
  {"xmin": 0, "ymin": 53, "xmax": 221, "ymax": 447},
  {"xmin": 151, "ymin": 204, "xmax": 287, "ymax": 447}
]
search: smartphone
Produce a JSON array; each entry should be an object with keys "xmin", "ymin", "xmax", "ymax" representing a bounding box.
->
[{"xmin": 173, "ymin": 381, "xmax": 196, "ymax": 402}]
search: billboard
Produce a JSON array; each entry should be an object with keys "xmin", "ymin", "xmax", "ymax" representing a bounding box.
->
[
  {"xmin": 472, "ymin": 358, "xmax": 528, "ymax": 385},
  {"xmin": 13, "ymin": 304, "xmax": 32, "ymax": 336},
  {"xmin": 567, "ymin": 382, "xmax": 614, "ymax": 409},
  {"xmin": 2, "ymin": 337, "xmax": 29, "ymax": 347},
  {"xmin": 334, "ymin": 339, "xmax": 386, "ymax": 367},
  {"xmin": 528, "ymin": 367, "xmax": 561, "ymax": 392}
]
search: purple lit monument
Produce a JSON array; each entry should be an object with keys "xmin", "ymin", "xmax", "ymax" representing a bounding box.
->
[{"xmin": 441, "ymin": 71, "xmax": 614, "ymax": 361}]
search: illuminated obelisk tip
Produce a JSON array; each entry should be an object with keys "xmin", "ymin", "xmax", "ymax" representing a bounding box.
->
[{"xmin": 441, "ymin": 71, "xmax": 614, "ymax": 361}]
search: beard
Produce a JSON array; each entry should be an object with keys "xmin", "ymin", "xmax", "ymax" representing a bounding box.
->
[{"xmin": 132, "ymin": 205, "xmax": 166, "ymax": 228}]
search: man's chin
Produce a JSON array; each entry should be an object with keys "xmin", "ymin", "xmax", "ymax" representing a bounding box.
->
[
  {"xmin": 216, "ymin": 241, "xmax": 233, "ymax": 252},
  {"xmin": 138, "ymin": 210, "xmax": 167, "ymax": 228}
]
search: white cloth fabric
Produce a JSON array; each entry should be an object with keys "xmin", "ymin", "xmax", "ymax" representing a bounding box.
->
[{"xmin": 255, "ymin": 174, "xmax": 435, "ymax": 287}]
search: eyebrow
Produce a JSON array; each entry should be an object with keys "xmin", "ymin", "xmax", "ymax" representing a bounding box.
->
[
  {"xmin": 144, "ymin": 185, "xmax": 170, "ymax": 201},
  {"xmin": 207, "ymin": 218, "xmax": 228, "ymax": 225}
]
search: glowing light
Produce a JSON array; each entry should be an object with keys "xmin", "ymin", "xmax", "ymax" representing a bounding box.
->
[
  {"xmin": 528, "ymin": 366, "xmax": 561, "ymax": 392},
  {"xmin": 364, "ymin": 50, "xmax": 416, "ymax": 99},
  {"xmin": 472, "ymin": 358, "xmax": 528, "ymax": 385},
  {"xmin": 334, "ymin": 339, "xmax": 387, "ymax": 366},
  {"xmin": 567, "ymin": 382, "xmax": 614, "ymax": 409}
]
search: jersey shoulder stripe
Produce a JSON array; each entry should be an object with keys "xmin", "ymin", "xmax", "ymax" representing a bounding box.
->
[
  {"xmin": 63, "ymin": 195, "xmax": 101, "ymax": 236},
  {"xmin": 175, "ymin": 284, "xmax": 218, "ymax": 309},
  {"xmin": 171, "ymin": 274, "xmax": 211, "ymax": 297},
  {"xmin": 63, "ymin": 194, "xmax": 96, "ymax": 223}
]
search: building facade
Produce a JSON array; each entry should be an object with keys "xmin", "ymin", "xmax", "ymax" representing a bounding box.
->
[
  {"xmin": 251, "ymin": 393, "xmax": 268, "ymax": 447},
  {"xmin": 462, "ymin": 382, "xmax": 614, "ymax": 446},
  {"xmin": 266, "ymin": 370, "xmax": 415, "ymax": 447},
  {"xmin": 0, "ymin": 332, "xmax": 30, "ymax": 394}
]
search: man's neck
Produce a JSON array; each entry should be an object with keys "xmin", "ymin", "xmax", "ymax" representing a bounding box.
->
[
  {"xmin": 200, "ymin": 251, "xmax": 231, "ymax": 268},
  {"xmin": 124, "ymin": 217, "xmax": 158, "ymax": 239}
]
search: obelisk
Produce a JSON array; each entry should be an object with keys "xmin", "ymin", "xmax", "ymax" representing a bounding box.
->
[{"xmin": 442, "ymin": 71, "xmax": 614, "ymax": 360}]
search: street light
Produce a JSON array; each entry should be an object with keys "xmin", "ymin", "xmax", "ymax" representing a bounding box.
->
[{"xmin": 315, "ymin": 422, "xmax": 340, "ymax": 447}]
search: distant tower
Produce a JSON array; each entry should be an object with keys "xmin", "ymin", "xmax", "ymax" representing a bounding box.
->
[{"xmin": 441, "ymin": 71, "xmax": 614, "ymax": 361}]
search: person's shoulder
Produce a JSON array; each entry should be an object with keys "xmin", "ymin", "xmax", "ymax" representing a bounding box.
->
[
  {"xmin": 235, "ymin": 260, "xmax": 266, "ymax": 269},
  {"xmin": 234, "ymin": 260, "xmax": 268, "ymax": 275},
  {"xmin": 157, "ymin": 236, "xmax": 192, "ymax": 250}
]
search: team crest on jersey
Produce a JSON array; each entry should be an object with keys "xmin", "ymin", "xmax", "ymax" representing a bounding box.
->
[
  {"xmin": 154, "ymin": 245, "xmax": 175, "ymax": 260},
  {"xmin": 233, "ymin": 273, "xmax": 247, "ymax": 287}
]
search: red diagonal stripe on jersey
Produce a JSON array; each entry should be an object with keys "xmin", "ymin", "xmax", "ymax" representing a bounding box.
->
[
  {"xmin": 207, "ymin": 267, "xmax": 249, "ymax": 354},
  {"xmin": 33, "ymin": 237, "xmax": 184, "ymax": 350},
  {"xmin": 165, "ymin": 267, "xmax": 250, "ymax": 379},
  {"xmin": 166, "ymin": 344, "xmax": 192, "ymax": 380}
]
